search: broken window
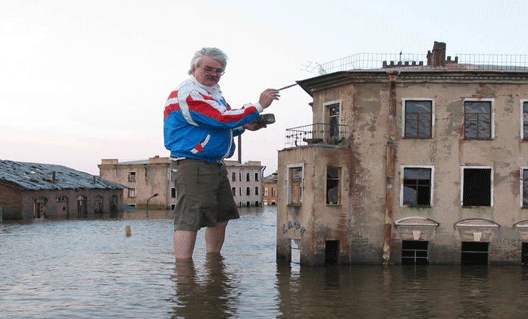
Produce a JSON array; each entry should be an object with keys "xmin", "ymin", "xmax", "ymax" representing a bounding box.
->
[
  {"xmin": 463, "ymin": 168, "xmax": 492, "ymax": 206},
  {"xmin": 403, "ymin": 167, "xmax": 432, "ymax": 206},
  {"xmin": 464, "ymin": 100, "xmax": 492, "ymax": 139},
  {"xmin": 288, "ymin": 165, "xmax": 303, "ymax": 205},
  {"xmin": 402, "ymin": 241, "xmax": 429, "ymax": 265},
  {"xmin": 326, "ymin": 166, "xmax": 341, "ymax": 205},
  {"xmin": 404, "ymin": 100, "xmax": 432, "ymax": 138},
  {"xmin": 461, "ymin": 241, "xmax": 489, "ymax": 265},
  {"xmin": 128, "ymin": 171, "xmax": 136, "ymax": 182}
]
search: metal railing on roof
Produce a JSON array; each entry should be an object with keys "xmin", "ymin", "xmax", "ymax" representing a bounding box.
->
[
  {"xmin": 305, "ymin": 53, "xmax": 528, "ymax": 74},
  {"xmin": 284, "ymin": 123, "xmax": 349, "ymax": 148}
]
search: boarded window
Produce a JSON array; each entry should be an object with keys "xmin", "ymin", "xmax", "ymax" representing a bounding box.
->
[
  {"xmin": 463, "ymin": 168, "xmax": 491, "ymax": 206},
  {"xmin": 403, "ymin": 167, "xmax": 432, "ymax": 206},
  {"xmin": 405, "ymin": 100, "xmax": 432, "ymax": 138},
  {"xmin": 326, "ymin": 167, "xmax": 341, "ymax": 205},
  {"xmin": 288, "ymin": 166, "xmax": 303, "ymax": 205},
  {"xmin": 464, "ymin": 101, "xmax": 492, "ymax": 139}
]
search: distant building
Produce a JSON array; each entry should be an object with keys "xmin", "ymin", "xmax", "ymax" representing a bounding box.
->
[
  {"xmin": 277, "ymin": 42, "xmax": 528, "ymax": 266},
  {"xmin": 99, "ymin": 157, "xmax": 265, "ymax": 210},
  {"xmin": 0, "ymin": 160, "xmax": 126, "ymax": 220},
  {"xmin": 224, "ymin": 160, "xmax": 264, "ymax": 207},
  {"xmin": 263, "ymin": 172, "xmax": 278, "ymax": 206},
  {"xmin": 99, "ymin": 156, "xmax": 173, "ymax": 210}
]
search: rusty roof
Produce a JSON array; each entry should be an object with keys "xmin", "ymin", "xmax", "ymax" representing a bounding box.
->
[{"xmin": 0, "ymin": 160, "xmax": 126, "ymax": 191}]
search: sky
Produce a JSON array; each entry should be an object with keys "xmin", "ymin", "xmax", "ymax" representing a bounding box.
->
[{"xmin": 2, "ymin": 0, "xmax": 528, "ymax": 176}]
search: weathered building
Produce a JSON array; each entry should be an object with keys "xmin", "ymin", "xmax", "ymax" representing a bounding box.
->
[
  {"xmin": 277, "ymin": 42, "xmax": 528, "ymax": 266},
  {"xmin": 263, "ymin": 172, "xmax": 278, "ymax": 206},
  {"xmin": 225, "ymin": 160, "xmax": 264, "ymax": 207},
  {"xmin": 99, "ymin": 157, "xmax": 265, "ymax": 210},
  {"xmin": 0, "ymin": 160, "xmax": 125, "ymax": 220},
  {"xmin": 99, "ymin": 156, "xmax": 173, "ymax": 210}
]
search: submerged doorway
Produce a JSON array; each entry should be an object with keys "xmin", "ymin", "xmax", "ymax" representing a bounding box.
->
[
  {"xmin": 461, "ymin": 242, "xmax": 489, "ymax": 265},
  {"xmin": 402, "ymin": 241, "xmax": 429, "ymax": 265},
  {"xmin": 325, "ymin": 240, "xmax": 339, "ymax": 266}
]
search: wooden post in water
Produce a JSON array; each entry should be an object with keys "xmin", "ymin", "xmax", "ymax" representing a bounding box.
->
[{"xmin": 125, "ymin": 225, "xmax": 132, "ymax": 237}]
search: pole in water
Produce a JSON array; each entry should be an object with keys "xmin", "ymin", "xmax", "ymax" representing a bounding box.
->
[{"xmin": 125, "ymin": 225, "xmax": 132, "ymax": 237}]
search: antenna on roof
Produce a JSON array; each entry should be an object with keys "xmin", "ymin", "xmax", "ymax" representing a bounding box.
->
[{"xmin": 301, "ymin": 61, "xmax": 327, "ymax": 75}]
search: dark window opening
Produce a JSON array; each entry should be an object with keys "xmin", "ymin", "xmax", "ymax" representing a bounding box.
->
[
  {"xmin": 464, "ymin": 101, "xmax": 492, "ymax": 139},
  {"xmin": 405, "ymin": 100, "xmax": 432, "ymax": 138},
  {"xmin": 403, "ymin": 167, "xmax": 432, "ymax": 206},
  {"xmin": 461, "ymin": 241, "xmax": 489, "ymax": 265},
  {"xmin": 325, "ymin": 240, "xmax": 339, "ymax": 266},
  {"xmin": 255, "ymin": 173, "xmax": 259, "ymax": 181},
  {"xmin": 402, "ymin": 241, "xmax": 429, "ymax": 265},
  {"xmin": 522, "ymin": 243, "xmax": 528, "ymax": 266},
  {"xmin": 328, "ymin": 104, "xmax": 340, "ymax": 139},
  {"xmin": 255, "ymin": 201, "xmax": 259, "ymax": 207},
  {"xmin": 171, "ymin": 188, "xmax": 176, "ymax": 198},
  {"xmin": 523, "ymin": 102, "xmax": 528, "ymax": 140},
  {"xmin": 463, "ymin": 168, "xmax": 491, "ymax": 206},
  {"xmin": 128, "ymin": 172, "xmax": 136, "ymax": 182},
  {"xmin": 232, "ymin": 172, "xmax": 236, "ymax": 182},
  {"xmin": 326, "ymin": 167, "xmax": 340, "ymax": 205}
]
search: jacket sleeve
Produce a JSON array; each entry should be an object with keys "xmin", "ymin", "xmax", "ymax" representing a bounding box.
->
[{"xmin": 184, "ymin": 89, "xmax": 263, "ymax": 129}]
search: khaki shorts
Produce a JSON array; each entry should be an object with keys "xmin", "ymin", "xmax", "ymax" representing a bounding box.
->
[{"xmin": 172, "ymin": 159, "xmax": 239, "ymax": 231}]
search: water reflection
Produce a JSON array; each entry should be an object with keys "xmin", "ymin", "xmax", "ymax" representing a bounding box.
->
[{"xmin": 171, "ymin": 254, "xmax": 239, "ymax": 318}]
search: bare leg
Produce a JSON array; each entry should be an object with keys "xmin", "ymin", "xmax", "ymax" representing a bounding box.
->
[
  {"xmin": 174, "ymin": 230, "xmax": 198, "ymax": 260},
  {"xmin": 205, "ymin": 221, "xmax": 228, "ymax": 254}
]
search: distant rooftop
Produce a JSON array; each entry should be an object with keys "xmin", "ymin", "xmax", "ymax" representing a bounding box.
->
[
  {"xmin": 304, "ymin": 41, "xmax": 528, "ymax": 74},
  {"xmin": 0, "ymin": 160, "xmax": 126, "ymax": 191}
]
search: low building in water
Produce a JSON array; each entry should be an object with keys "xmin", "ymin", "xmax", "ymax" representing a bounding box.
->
[
  {"xmin": 0, "ymin": 160, "xmax": 126, "ymax": 220},
  {"xmin": 277, "ymin": 42, "xmax": 528, "ymax": 266}
]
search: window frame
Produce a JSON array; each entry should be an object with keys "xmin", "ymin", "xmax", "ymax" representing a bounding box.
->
[
  {"xmin": 128, "ymin": 171, "xmax": 136, "ymax": 182},
  {"xmin": 461, "ymin": 166, "xmax": 493, "ymax": 207},
  {"xmin": 521, "ymin": 100, "xmax": 528, "ymax": 140},
  {"xmin": 463, "ymin": 98, "xmax": 495, "ymax": 140},
  {"xmin": 400, "ymin": 165, "xmax": 434, "ymax": 207},
  {"xmin": 287, "ymin": 163, "xmax": 304, "ymax": 206},
  {"xmin": 323, "ymin": 100, "xmax": 342, "ymax": 140},
  {"xmin": 520, "ymin": 167, "xmax": 528, "ymax": 208},
  {"xmin": 402, "ymin": 98, "xmax": 434, "ymax": 139},
  {"xmin": 326, "ymin": 166, "xmax": 341, "ymax": 205}
]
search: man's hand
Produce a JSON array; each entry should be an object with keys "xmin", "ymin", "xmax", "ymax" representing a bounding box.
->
[{"xmin": 259, "ymin": 89, "xmax": 280, "ymax": 108}]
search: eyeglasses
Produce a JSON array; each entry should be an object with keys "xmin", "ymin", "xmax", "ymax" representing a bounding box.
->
[{"xmin": 200, "ymin": 66, "xmax": 225, "ymax": 75}]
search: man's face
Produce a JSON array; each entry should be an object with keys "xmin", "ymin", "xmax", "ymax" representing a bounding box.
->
[{"xmin": 192, "ymin": 55, "xmax": 225, "ymax": 87}]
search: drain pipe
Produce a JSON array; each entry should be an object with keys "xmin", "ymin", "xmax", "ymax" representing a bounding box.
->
[{"xmin": 383, "ymin": 70, "xmax": 399, "ymax": 265}]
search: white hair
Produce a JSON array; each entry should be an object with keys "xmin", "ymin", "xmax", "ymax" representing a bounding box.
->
[{"xmin": 188, "ymin": 47, "xmax": 228, "ymax": 75}]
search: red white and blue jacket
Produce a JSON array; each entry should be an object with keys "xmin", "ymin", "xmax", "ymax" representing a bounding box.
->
[{"xmin": 164, "ymin": 76, "xmax": 263, "ymax": 163}]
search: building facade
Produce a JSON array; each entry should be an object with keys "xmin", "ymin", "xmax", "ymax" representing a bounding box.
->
[
  {"xmin": 225, "ymin": 160, "xmax": 264, "ymax": 207},
  {"xmin": 277, "ymin": 42, "xmax": 528, "ymax": 266},
  {"xmin": 263, "ymin": 172, "xmax": 278, "ymax": 206},
  {"xmin": 0, "ymin": 160, "xmax": 125, "ymax": 220},
  {"xmin": 99, "ymin": 157, "xmax": 265, "ymax": 210}
]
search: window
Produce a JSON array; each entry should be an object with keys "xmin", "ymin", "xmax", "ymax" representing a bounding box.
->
[
  {"xmin": 264, "ymin": 188, "xmax": 269, "ymax": 197},
  {"xmin": 232, "ymin": 172, "xmax": 236, "ymax": 182},
  {"xmin": 462, "ymin": 167, "xmax": 492, "ymax": 206},
  {"xmin": 171, "ymin": 187, "xmax": 176, "ymax": 198},
  {"xmin": 246, "ymin": 173, "xmax": 250, "ymax": 182},
  {"xmin": 128, "ymin": 172, "xmax": 136, "ymax": 182},
  {"xmin": 232, "ymin": 187, "xmax": 236, "ymax": 196},
  {"xmin": 255, "ymin": 187, "xmax": 259, "ymax": 195},
  {"xmin": 287, "ymin": 164, "xmax": 303, "ymax": 205},
  {"xmin": 522, "ymin": 168, "xmax": 528, "ymax": 207},
  {"xmin": 403, "ymin": 100, "xmax": 432, "ymax": 138},
  {"xmin": 326, "ymin": 167, "xmax": 341, "ymax": 205},
  {"xmin": 239, "ymin": 173, "xmax": 241, "ymax": 181},
  {"xmin": 461, "ymin": 242, "xmax": 489, "ymax": 265},
  {"xmin": 128, "ymin": 188, "xmax": 136, "ymax": 198},
  {"xmin": 464, "ymin": 100, "xmax": 493, "ymax": 139},
  {"xmin": 402, "ymin": 166, "xmax": 433, "ymax": 206},
  {"xmin": 255, "ymin": 173, "xmax": 259, "ymax": 181},
  {"xmin": 324, "ymin": 101, "xmax": 341, "ymax": 141},
  {"xmin": 402, "ymin": 241, "xmax": 429, "ymax": 265},
  {"xmin": 522, "ymin": 100, "xmax": 528, "ymax": 140},
  {"xmin": 246, "ymin": 187, "xmax": 250, "ymax": 196}
]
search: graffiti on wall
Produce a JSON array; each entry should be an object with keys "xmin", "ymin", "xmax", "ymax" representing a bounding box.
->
[{"xmin": 281, "ymin": 220, "xmax": 306, "ymax": 236}]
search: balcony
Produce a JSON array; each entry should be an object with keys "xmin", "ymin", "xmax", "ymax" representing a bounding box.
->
[{"xmin": 284, "ymin": 123, "xmax": 349, "ymax": 148}]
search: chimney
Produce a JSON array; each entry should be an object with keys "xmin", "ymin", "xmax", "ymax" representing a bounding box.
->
[{"xmin": 428, "ymin": 41, "xmax": 446, "ymax": 67}]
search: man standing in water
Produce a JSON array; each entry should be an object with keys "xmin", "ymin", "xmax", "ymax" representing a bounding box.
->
[{"xmin": 164, "ymin": 47, "xmax": 279, "ymax": 260}]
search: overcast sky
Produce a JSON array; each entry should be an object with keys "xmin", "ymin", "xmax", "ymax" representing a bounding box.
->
[{"xmin": 2, "ymin": 0, "xmax": 528, "ymax": 176}]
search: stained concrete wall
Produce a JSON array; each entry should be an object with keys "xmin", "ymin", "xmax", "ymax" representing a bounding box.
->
[{"xmin": 279, "ymin": 71, "xmax": 528, "ymax": 265}]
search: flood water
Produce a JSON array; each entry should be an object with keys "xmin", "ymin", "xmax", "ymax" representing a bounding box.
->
[{"xmin": 2, "ymin": 206, "xmax": 528, "ymax": 318}]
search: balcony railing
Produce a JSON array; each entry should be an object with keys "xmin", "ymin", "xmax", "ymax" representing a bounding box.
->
[{"xmin": 284, "ymin": 123, "xmax": 349, "ymax": 148}]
